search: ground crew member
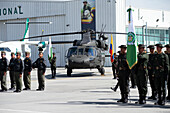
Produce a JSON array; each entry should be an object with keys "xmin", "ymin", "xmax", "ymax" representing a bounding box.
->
[
  {"xmin": 164, "ymin": 44, "xmax": 170, "ymax": 101},
  {"xmin": 135, "ymin": 44, "xmax": 148, "ymax": 104},
  {"xmin": 117, "ymin": 45, "xmax": 130, "ymax": 103},
  {"xmin": 23, "ymin": 52, "xmax": 32, "ymax": 90},
  {"xmin": 33, "ymin": 52, "xmax": 46, "ymax": 91},
  {"xmin": 147, "ymin": 45, "xmax": 157, "ymax": 100},
  {"xmin": 14, "ymin": 52, "xmax": 23, "ymax": 93},
  {"xmin": 9, "ymin": 52, "xmax": 16, "ymax": 90},
  {"xmin": 112, "ymin": 53, "xmax": 118, "ymax": 79},
  {"xmin": 49, "ymin": 53, "xmax": 56, "ymax": 79},
  {"xmin": 154, "ymin": 44, "xmax": 169, "ymax": 105},
  {"xmin": 0, "ymin": 51, "xmax": 8, "ymax": 92}
]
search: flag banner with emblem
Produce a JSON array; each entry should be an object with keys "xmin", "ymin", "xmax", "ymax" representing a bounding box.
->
[
  {"xmin": 126, "ymin": 7, "xmax": 137, "ymax": 69},
  {"xmin": 109, "ymin": 34, "xmax": 114, "ymax": 63}
]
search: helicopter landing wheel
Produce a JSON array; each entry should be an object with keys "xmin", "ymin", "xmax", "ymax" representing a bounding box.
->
[{"xmin": 67, "ymin": 68, "xmax": 72, "ymax": 77}]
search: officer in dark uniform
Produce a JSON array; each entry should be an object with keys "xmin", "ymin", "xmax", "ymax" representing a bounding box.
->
[
  {"xmin": 147, "ymin": 45, "xmax": 157, "ymax": 100},
  {"xmin": 154, "ymin": 44, "xmax": 169, "ymax": 105},
  {"xmin": 117, "ymin": 45, "xmax": 130, "ymax": 103},
  {"xmin": 14, "ymin": 52, "xmax": 23, "ymax": 93},
  {"xmin": 23, "ymin": 52, "xmax": 32, "ymax": 90},
  {"xmin": 9, "ymin": 52, "xmax": 16, "ymax": 90},
  {"xmin": 82, "ymin": 0, "xmax": 91, "ymax": 19},
  {"xmin": 164, "ymin": 44, "xmax": 170, "ymax": 101},
  {"xmin": 49, "ymin": 53, "xmax": 56, "ymax": 79},
  {"xmin": 33, "ymin": 52, "xmax": 46, "ymax": 91},
  {"xmin": 112, "ymin": 53, "xmax": 118, "ymax": 79},
  {"xmin": 135, "ymin": 44, "xmax": 148, "ymax": 104},
  {"xmin": 0, "ymin": 51, "xmax": 8, "ymax": 92}
]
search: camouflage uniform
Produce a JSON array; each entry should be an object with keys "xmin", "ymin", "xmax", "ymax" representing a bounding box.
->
[
  {"xmin": 135, "ymin": 44, "xmax": 148, "ymax": 104},
  {"xmin": 9, "ymin": 54, "xmax": 16, "ymax": 89},
  {"xmin": 14, "ymin": 53, "xmax": 23, "ymax": 92},
  {"xmin": 147, "ymin": 45, "xmax": 157, "ymax": 100},
  {"xmin": 117, "ymin": 45, "xmax": 130, "ymax": 103},
  {"xmin": 33, "ymin": 57, "xmax": 46, "ymax": 91},
  {"xmin": 49, "ymin": 56, "xmax": 56, "ymax": 78},
  {"xmin": 153, "ymin": 44, "xmax": 169, "ymax": 105},
  {"xmin": 23, "ymin": 55, "xmax": 32, "ymax": 90}
]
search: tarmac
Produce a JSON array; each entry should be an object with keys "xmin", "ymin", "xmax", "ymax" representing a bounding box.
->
[{"xmin": 0, "ymin": 67, "xmax": 169, "ymax": 113}]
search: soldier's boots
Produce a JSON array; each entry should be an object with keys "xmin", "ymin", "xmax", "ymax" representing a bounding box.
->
[
  {"xmin": 135, "ymin": 96, "xmax": 146, "ymax": 104},
  {"xmin": 117, "ymin": 94, "xmax": 124, "ymax": 103},
  {"xmin": 122, "ymin": 94, "xmax": 128, "ymax": 103},
  {"xmin": 167, "ymin": 96, "xmax": 170, "ymax": 101},
  {"xmin": 154, "ymin": 100, "xmax": 165, "ymax": 105},
  {"xmin": 117, "ymin": 94, "xmax": 128, "ymax": 103},
  {"xmin": 148, "ymin": 92, "xmax": 157, "ymax": 100}
]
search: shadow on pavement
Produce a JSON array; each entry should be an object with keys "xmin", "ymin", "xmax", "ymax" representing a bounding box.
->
[
  {"xmin": 66, "ymin": 101, "xmax": 170, "ymax": 109},
  {"xmin": 45, "ymin": 72, "xmax": 97, "ymax": 79}
]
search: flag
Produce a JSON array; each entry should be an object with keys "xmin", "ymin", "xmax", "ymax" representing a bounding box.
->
[
  {"xmin": 126, "ymin": 7, "xmax": 137, "ymax": 69},
  {"xmin": 109, "ymin": 34, "xmax": 114, "ymax": 63}
]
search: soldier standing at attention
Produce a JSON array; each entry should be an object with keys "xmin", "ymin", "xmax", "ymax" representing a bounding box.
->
[
  {"xmin": 112, "ymin": 53, "xmax": 118, "ymax": 79},
  {"xmin": 164, "ymin": 44, "xmax": 170, "ymax": 101},
  {"xmin": 154, "ymin": 44, "xmax": 169, "ymax": 105},
  {"xmin": 0, "ymin": 51, "xmax": 8, "ymax": 92},
  {"xmin": 117, "ymin": 45, "xmax": 130, "ymax": 103},
  {"xmin": 33, "ymin": 52, "xmax": 46, "ymax": 91},
  {"xmin": 14, "ymin": 52, "xmax": 23, "ymax": 93},
  {"xmin": 9, "ymin": 52, "xmax": 16, "ymax": 90},
  {"xmin": 135, "ymin": 44, "xmax": 148, "ymax": 104},
  {"xmin": 147, "ymin": 45, "xmax": 157, "ymax": 100},
  {"xmin": 23, "ymin": 52, "xmax": 32, "ymax": 90},
  {"xmin": 49, "ymin": 53, "xmax": 56, "ymax": 79}
]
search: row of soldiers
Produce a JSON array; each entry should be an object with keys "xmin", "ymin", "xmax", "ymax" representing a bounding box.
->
[
  {"xmin": 0, "ymin": 51, "xmax": 46, "ymax": 93},
  {"xmin": 111, "ymin": 44, "xmax": 170, "ymax": 106}
]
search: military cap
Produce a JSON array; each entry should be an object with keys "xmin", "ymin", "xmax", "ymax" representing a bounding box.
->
[
  {"xmin": 138, "ymin": 44, "xmax": 145, "ymax": 48},
  {"xmin": 147, "ymin": 45, "xmax": 155, "ymax": 49},
  {"xmin": 155, "ymin": 44, "xmax": 164, "ymax": 48},
  {"xmin": 53, "ymin": 52, "xmax": 55, "ymax": 55},
  {"xmin": 117, "ymin": 51, "xmax": 120, "ymax": 53},
  {"xmin": 16, "ymin": 52, "xmax": 21, "ymax": 56},
  {"xmin": 164, "ymin": 44, "xmax": 170, "ymax": 48},
  {"xmin": 83, "ymin": 0, "xmax": 88, "ymax": 3},
  {"xmin": 11, "ymin": 52, "xmax": 15, "ymax": 55},
  {"xmin": 1, "ymin": 51, "xmax": 6, "ymax": 55},
  {"xmin": 118, "ymin": 45, "xmax": 127, "ymax": 48}
]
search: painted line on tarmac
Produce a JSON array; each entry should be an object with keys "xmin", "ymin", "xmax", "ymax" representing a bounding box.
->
[{"xmin": 0, "ymin": 108, "xmax": 49, "ymax": 113}]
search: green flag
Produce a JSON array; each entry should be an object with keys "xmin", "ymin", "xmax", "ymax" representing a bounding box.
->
[{"xmin": 127, "ymin": 7, "xmax": 137, "ymax": 69}]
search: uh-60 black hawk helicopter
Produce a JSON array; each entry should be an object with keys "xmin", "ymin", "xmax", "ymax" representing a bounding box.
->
[
  {"xmin": 65, "ymin": 29, "xmax": 109, "ymax": 76},
  {"xmin": 9, "ymin": 26, "xmax": 110, "ymax": 77}
]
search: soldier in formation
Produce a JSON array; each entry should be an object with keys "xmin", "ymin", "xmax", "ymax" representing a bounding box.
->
[
  {"xmin": 135, "ymin": 44, "xmax": 148, "ymax": 104},
  {"xmin": 33, "ymin": 52, "xmax": 46, "ymax": 91},
  {"xmin": 49, "ymin": 53, "xmax": 56, "ymax": 79},
  {"xmin": 23, "ymin": 52, "xmax": 32, "ymax": 90},
  {"xmin": 9, "ymin": 52, "xmax": 16, "ymax": 90},
  {"xmin": 0, "ymin": 51, "xmax": 8, "ymax": 92},
  {"xmin": 117, "ymin": 45, "xmax": 131, "ymax": 103}
]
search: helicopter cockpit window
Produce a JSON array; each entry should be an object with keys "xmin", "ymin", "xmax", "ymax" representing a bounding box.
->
[
  {"xmin": 85, "ymin": 48, "xmax": 95, "ymax": 56},
  {"xmin": 68, "ymin": 48, "xmax": 77, "ymax": 56},
  {"xmin": 78, "ymin": 48, "xmax": 84, "ymax": 55}
]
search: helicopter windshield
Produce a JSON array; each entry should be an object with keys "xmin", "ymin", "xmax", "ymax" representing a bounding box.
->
[
  {"xmin": 67, "ymin": 48, "xmax": 77, "ymax": 56},
  {"xmin": 84, "ymin": 48, "xmax": 95, "ymax": 56},
  {"xmin": 78, "ymin": 48, "xmax": 84, "ymax": 55}
]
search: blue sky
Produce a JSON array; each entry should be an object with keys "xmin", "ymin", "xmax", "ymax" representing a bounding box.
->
[{"xmin": 126, "ymin": 0, "xmax": 170, "ymax": 11}]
